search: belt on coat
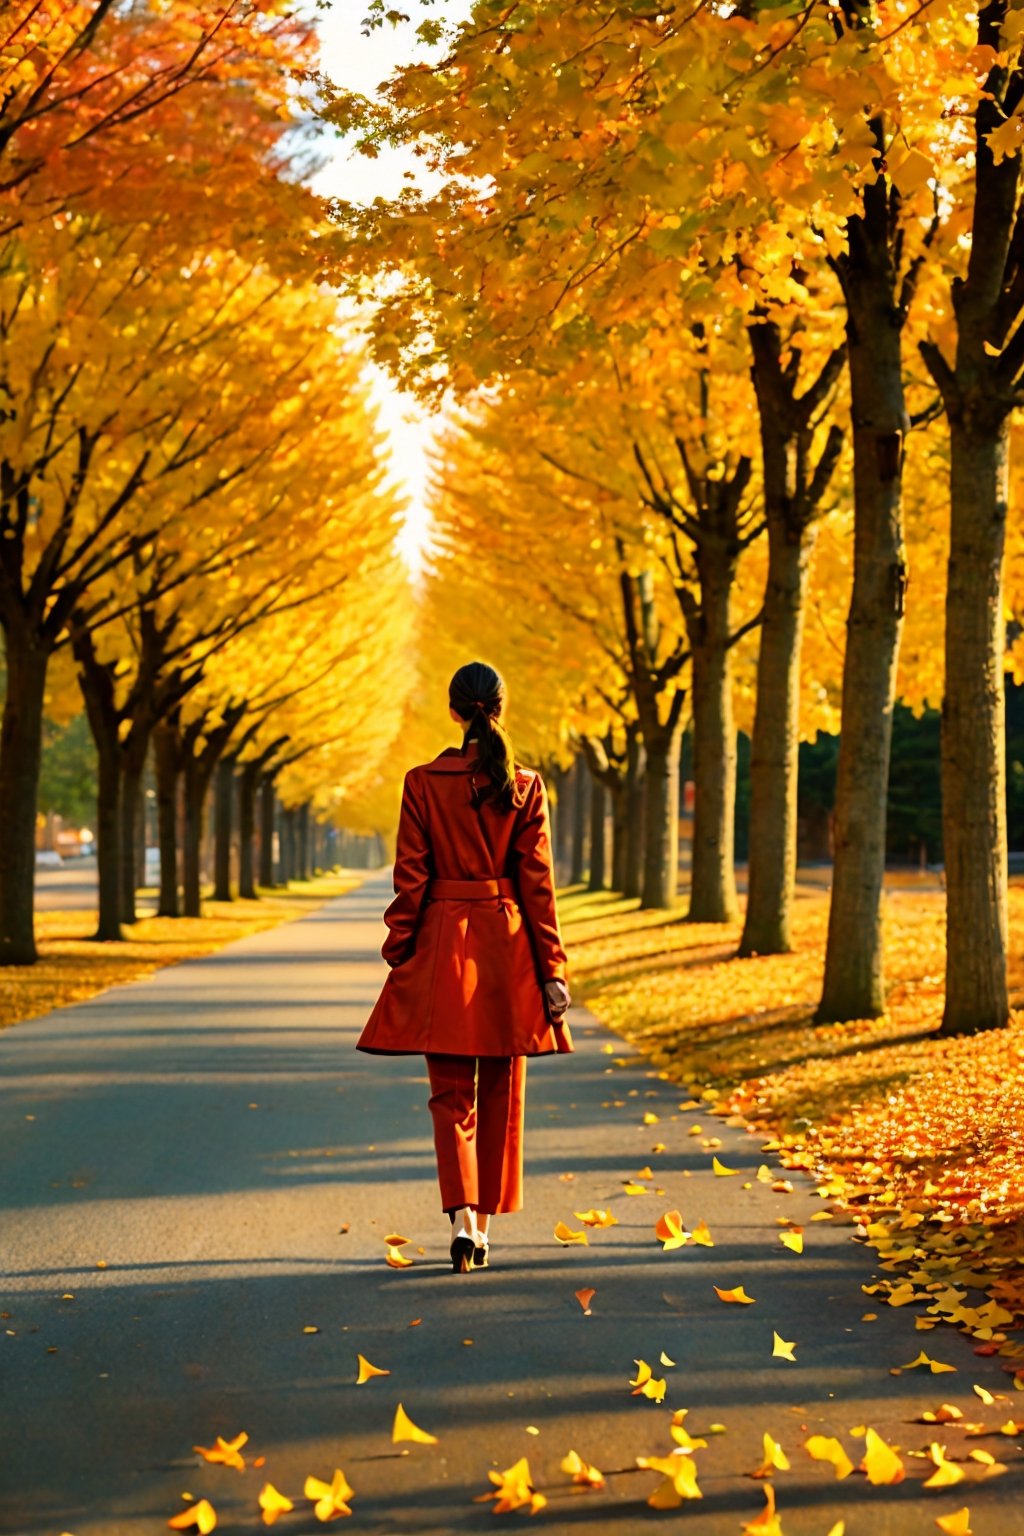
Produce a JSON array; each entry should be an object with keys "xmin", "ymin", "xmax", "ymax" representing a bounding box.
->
[{"xmin": 427, "ymin": 877, "xmax": 518, "ymax": 901}]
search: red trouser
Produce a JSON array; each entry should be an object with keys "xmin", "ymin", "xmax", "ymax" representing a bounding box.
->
[{"xmin": 424, "ymin": 1053, "xmax": 527, "ymax": 1215}]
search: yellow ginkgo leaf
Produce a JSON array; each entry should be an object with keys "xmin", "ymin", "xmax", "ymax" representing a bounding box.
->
[
  {"xmin": 383, "ymin": 1233, "xmax": 409, "ymax": 1247},
  {"xmin": 636, "ymin": 1451, "xmax": 701, "ymax": 1506},
  {"xmin": 935, "ymin": 1510, "xmax": 972, "ymax": 1536},
  {"xmin": 660, "ymin": 1350, "xmax": 676, "ymax": 1367},
  {"xmin": 655, "ymin": 1210, "xmax": 688, "ymax": 1250},
  {"xmin": 554, "ymin": 1220, "xmax": 588, "ymax": 1245},
  {"xmin": 741, "ymin": 1483, "xmax": 783, "ymax": 1535},
  {"xmin": 303, "ymin": 1326, "xmax": 320, "ymax": 1334},
  {"xmin": 804, "ymin": 1435, "xmax": 853, "ymax": 1479},
  {"xmin": 392, "ymin": 1403, "xmax": 438, "ymax": 1445},
  {"xmin": 573, "ymin": 1208, "xmax": 618, "ymax": 1227},
  {"xmin": 983, "ymin": 339, "xmax": 1002, "ymax": 356},
  {"xmin": 303, "ymin": 1469, "xmax": 354, "ymax": 1521},
  {"xmin": 712, "ymin": 1156, "xmax": 739, "ymax": 1176},
  {"xmin": 475, "ymin": 1456, "xmax": 546, "ymax": 1514},
  {"xmin": 923, "ymin": 1443, "xmax": 965, "ymax": 1488},
  {"xmin": 629, "ymin": 1359, "xmax": 667, "ymax": 1402},
  {"xmin": 258, "ymin": 1483, "xmax": 294, "ymax": 1527},
  {"xmin": 355, "ymin": 1354, "xmax": 389, "ymax": 1384},
  {"xmin": 691, "ymin": 1220, "xmax": 714, "ymax": 1247},
  {"xmin": 861, "ymin": 1427, "xmax": 905, "ymax": 1485},
  {"xmin": 622, "ymin": 1181, "xmax": 649, "ymax": 1195},
  {"xmin": 714, "ymin": 1285, "xmax": 756, "ymax": 1305},
  {"xmin": 642, "ymin": 1112, "xmax": 660, "ymax": 1125},
  {"xmin": 903, "ymin": 1351, "xmax": 956, "ymax": 1374},
  {"xmin": 826, "ymin": 1524, "xmax": 845, "ymax": 1536},
  {"xmin": 779, "ymin": 1229, "xmax": 804, "ymax": 1254},
  {"xmin": 192, "ymin": 1433, "xmax": 247, "ymax": 1470},
  {"xmin": 772, "ymin": 1332, "xmax": 796, "ymax": 1361},
  {"xmin": 922, "ymin": 1404, "xmax": 963, "ymax": 1423},
  {"xmin": 168, "ymin": 1501, "xmax": 217, "ymax": 1534},
  {"xmin": 385, "ymin": 1245, "xmax": 413, "ymax": 1268},
  {"xmin": 972, "ymin": 1384, "xmax": 995, "ymax": 1405},
  {"xmin": 752, "ymin": 1432, "xmax": 790, "ymax": 1478},
  {"xmin": 560, "ymin": 1448, "xmax": 605, "ymax": 1488}
]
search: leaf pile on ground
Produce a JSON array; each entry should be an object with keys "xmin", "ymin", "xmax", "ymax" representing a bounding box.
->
[
  {"xmin": 0, "ymin": 875, "xmax": 362, "ymax": 1032},
  {"xmin": 563, "ymin": 880, "xmax": 1024, "ymax": 1388}
]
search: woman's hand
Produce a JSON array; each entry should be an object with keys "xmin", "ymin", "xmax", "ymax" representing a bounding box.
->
[{"xmin": 544, "ymin": 977, "xmax": 571, "ymax": 1023}]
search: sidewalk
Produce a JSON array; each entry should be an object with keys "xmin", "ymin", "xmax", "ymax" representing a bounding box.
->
[{"xmin": 0, "ymin": 872, "xmax": 1019, "ymax": 1534}]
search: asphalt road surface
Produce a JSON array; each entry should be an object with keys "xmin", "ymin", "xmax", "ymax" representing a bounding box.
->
[{"xmin": 1, "ymin": 873, "xmax": 1020, "ymax": 1535}]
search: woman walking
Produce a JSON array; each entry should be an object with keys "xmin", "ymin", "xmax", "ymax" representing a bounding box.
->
[{"xmin": 357, "ymin": 661, "xmax": 573, "ymax": 1272}]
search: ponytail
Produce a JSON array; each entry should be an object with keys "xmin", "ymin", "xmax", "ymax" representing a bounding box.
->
[{"xmin": 449, "ymin": 661, "xmax": 523, "ymax": 814}]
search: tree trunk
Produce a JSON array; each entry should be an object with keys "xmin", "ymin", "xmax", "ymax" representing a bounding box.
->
[
  {"xmin": 610, "ymin": 779, "xmax": 629, "ymax": 894},
  {"xmin": 119, "ymin": 757, "xmax": 144, "ymax": 925},
  {"xmin": 623, "ymin": 731, "xmax": 646, "ymax": 901},
  {"xmin": 588, "ymin": 774, "xmax": 607, "ymax": 892},
  {"xmin": 570, "ymin": 758, "xmax": 588, "ymax": 885},
  {"xmin": 642, "ymin": 725, "xmax": 683, "ymax": 910},
  {"xmin": 183, "ymin": 760, "xmax": 206, "ymax": 918},
  {"xmin": 298, "ymin": 802, "xmax": 311, "ymax": 880},
  {"xmin": 688, "ymin": 564, "xmax": 739, "ymax": 923},
  {"xmin": 239, "ymin": 762, "xmax": 259, "ymax": 900},
  {"xmin": 281, "ymin": 807, "xmax": 296, "ymax": 885},
  {"xmin": 213, "ymin": 759, "xmax": 234, "ymax": 902},
  {"xmin": 741, "ymin": 526, "xmax": 815, "ymax": 954},
  {"xmin": 817, "ymin": 277, "xmax": 907, "ymax": 1022},
  {"xmin": 259, "ymin": 776, "xmax": 276, "ymax": 889},
  {"xmin": 154, "ymin": 722, "xmax": 180, "ymax": 918},
  {"xmin": 940, "ymin": 418, "xmax": 1009, "ymax": 1032},
  {"xmin": 93, "ymin": 737, "xmax": 123, "ymax": 943}
]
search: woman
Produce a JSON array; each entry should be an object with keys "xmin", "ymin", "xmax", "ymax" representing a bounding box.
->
[{"xmin": 357, "ymin": 660, "xmax": 573, "ymax": 1272}]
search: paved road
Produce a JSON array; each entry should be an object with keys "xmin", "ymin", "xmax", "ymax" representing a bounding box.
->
[
  {"xmin": 34, "ymin": 858, "xmax": 157, "ymax": 914},
  {"xmin": 1, "ymin": 873, "xmax": 1020, "ymax": 1535}
]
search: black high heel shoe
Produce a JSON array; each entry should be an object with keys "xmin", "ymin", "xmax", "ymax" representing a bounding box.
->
[
  {"xmin": 472, "ymin": 1237, "xmax": 489, "ymax": 1269},
  {"xmin": 450, "ymin": 1234, "xmax": 475, "ymax": 1272}
]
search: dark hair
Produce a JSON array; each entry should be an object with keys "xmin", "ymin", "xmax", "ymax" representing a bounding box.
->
[{"xmin": 449, "ymin": 661, "xmax": 523, "ymax": 814}]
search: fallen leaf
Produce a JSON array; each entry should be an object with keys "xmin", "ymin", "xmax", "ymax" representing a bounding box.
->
[
  {"xmin": 258, "ymin": 1484, "xmax": 293, "ymax": 1526},
  {"xmin": 935, "ymin": 1510, "xmax": 972, "ymax": 1536},
  {"xmin": 554, "ymin": 1221, "xmax": 588, "ymax": 1245},
  {"xmin": 752, "ymin": 1432, "xmax": 790, "ymax": 1478},
  {"xmin": 303, "ymin": 1326, "xmax": 320, "ymax": 1335},
  {"xmin": 921, "ymin": 1405, "xmax": 963, "ymax": 1424},
  {"xmin": 192, "ymin": 1433, "xmax": 247, "ymax": 1471},
  {"xmin": 691, "ymin": 1220, "xmax": 714, "ymax": 1246},
  {"xmin": 392, "ymin": 1404, "xmax": 438, "ymax": 1445},
  {"xmin": 660, "ymin": 1350, "xmax": 676, "ymax": 1367},
  {"xmin": 560, "ymin": 1448, "xmax": 605, "ymax": 1489},
  {"xmin": 475, "ymin": 1456, "xmax": 546, "ymax": 1514},
  {"xmin": 383, "ymin": 1234, "xmax": 409, "ymax": 1247},
  {"xmin": 655, "ymin": 1210, "xmax": 688, "ymax": 1251},
  {"xmin": 303, "ymin": 1469, "xmax": 354, "ymax": 1521},
  {"xmin": 355, "ymin": 1354, "xmax": 389, "ymax": 1384},
  {"xmin": 168, "ymin": 1501, "xmax": 217, "ymax": 1534},
  {"xmin": 861, "ymin": 1427, "xmax": 905, "ymax": 1485},
  {"xmin": 972, "ymin": 1384, "xmax": 995, "ymax": 1405},
  {"xmin": 622, "ymin": 1181, "xmax": 649, "ymax": 1195},
  {"xmin": 772, "ymin": 1332, "xmax": 796, "ymax": 1361},
  {"xmin": 741, "ymin": 1483, "xmax": 783, "ymax": 1535},
  {"xmin": 714, "ymin": 1285, "xmax": 756, "ymax": 1305},
  {"xmin": 712, "ymin": 1156, "xmax": 739, "ymax": 1176},
  {"xmin": 629, "ymin": 1359, "xmax": 667, "ymax": 1402},
  {"xmin": 779, "ymin": 1230, "xmax": 804, "ymax": 1254},
  {"xmin": 575, "ymin": 1287, "xmax": 596, "ymax": 1313},
  {"xmin": 903, "ymin": 1351, "xmax": 957, "ymax": 1374},
  {"xmin": 573, "ymin": 1209, "xmax": 618, "ymax": 1228},
  {"xmin": 923, "ymin": 1443, "xmax": 965, "ymax": 1488},
  {"xmin": 804, "ymin": 1435, "xmax": 853, "ymax": 1479},
  {"xmin": 636, "ymin": 1451, "xmax": 701, "ymax": 1506},
  {"xmin": 643, "ymin": 1112, "xmax": 660, "ymax": 1125},
  {"xmin": 385, "ymin": 1246, "xmax": 413, "ymax": 1269}
]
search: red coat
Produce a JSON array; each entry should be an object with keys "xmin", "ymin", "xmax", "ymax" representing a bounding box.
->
[{"xmin": 356, "ymin": 746, "xmax": 573, "ymax": 1058}]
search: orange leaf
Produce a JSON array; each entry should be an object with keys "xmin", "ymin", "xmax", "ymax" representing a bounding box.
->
[
  {"xmin": 573, "ymin": 1208, "xmax": 618, "ymax": 1228},
  {"xmin": 383, "ymin": 1233, "xmax": 409, "ymax": 1247},
  {"xmin": 714, "ymin": 1285, "xmax": 756, "ymax": 1305},
  {"xmin": 655, "ymin": 1210, "xmax": 687, "ymax": 1250},
  {"xmin": 258, "ymin": 1483, "xmax": 294, "ymax": 1527},
  {"xmin": 355, "ymin": 1354, "xmax": 389, "ymax": 1384},
  {"xmin": 392, "ymin": 1403, "xmax": 438, "ymax": 1445},
  {"xmin": 554, "ymin": 1221, "xmax": 588, "ymax": 1245},
  {"xmin": 860, "ymin": 1427, "xmax": 904, "ymax": 1485},
  {"xmin": 303, "ymin": 1469, "xmax": 354, "ymax": 1521},
  {"xmin": 935, "ymin": 1511, "xmax": 972, "ymax": 1536},
  {"xmin": 741, "ymin": 1483, "xmax": 783, "ymax": 1535},
  {"xmin": 575, "ymin": 1287, "xmax": 596, "ymax": 1313},
  {"xmin": 385, "ymin": 1245, "xmax": 413, "ymax": 1268},
  {"xmin": 192, "ymin": 1433, "xmax": 247, "ymax": 1471},
  {"xmin": 168, "ymin": 1501, "xmax": 217, "ymax": 1534}
]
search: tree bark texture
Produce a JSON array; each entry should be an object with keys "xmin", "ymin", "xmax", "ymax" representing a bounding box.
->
[
  {"xmin": 623, "ymin": 731, "xmax": 646, "ymax": 901},
  {"xmin": 940, "ymin": 419, "xmax": 1010, "ymax": 1030},
  {"xmin": 213, "ymin": 759, "xmax": 234, "ymax": 902},
  {"xmin": 570, "ymin": 758, "xmax": 588, "ymax": 885},
  {"xmin": 687, "ymin": 556, "xmax": 739, "ymax": 923},
  {"xmin": 239, "ymin": 762, "xmax": 259, "ymax": 900},
  {"xmin": 587, "ymin": 773, "xmax": 607, "ymax": 892},
  {"xmin": 259, "ymin": 777, "xmax": 276, "ymax": 889},
  {"xmin": 154, "ymin": 722, "xmax": 181, "ymax": 918},
  {"xmin": 818, "ymin": 192, "xmax": 909, "ymax": 1023}
]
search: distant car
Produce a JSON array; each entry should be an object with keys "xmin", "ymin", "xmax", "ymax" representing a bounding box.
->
[{"xmin": 35, "ymin": 851, "xmax": 63, "ymax": 870}]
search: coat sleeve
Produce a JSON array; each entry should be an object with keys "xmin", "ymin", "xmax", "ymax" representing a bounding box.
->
[
  {"xmin": 381, "ymin": 770, "xmax": 432, "ymax": 968},
  {"xmin": 512, "ymin": 772, "xmax": 569, "ymax": 984}
]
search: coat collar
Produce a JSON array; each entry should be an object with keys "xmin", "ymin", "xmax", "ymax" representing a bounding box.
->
[{"xmin": 424, "ymin": 745, "xmax": 482, "ymax": 773}]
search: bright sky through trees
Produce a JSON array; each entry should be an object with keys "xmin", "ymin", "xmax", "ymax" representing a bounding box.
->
[{"xmin": 312, "ymin": 4, "xmax": 473, "ymax": 578}]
